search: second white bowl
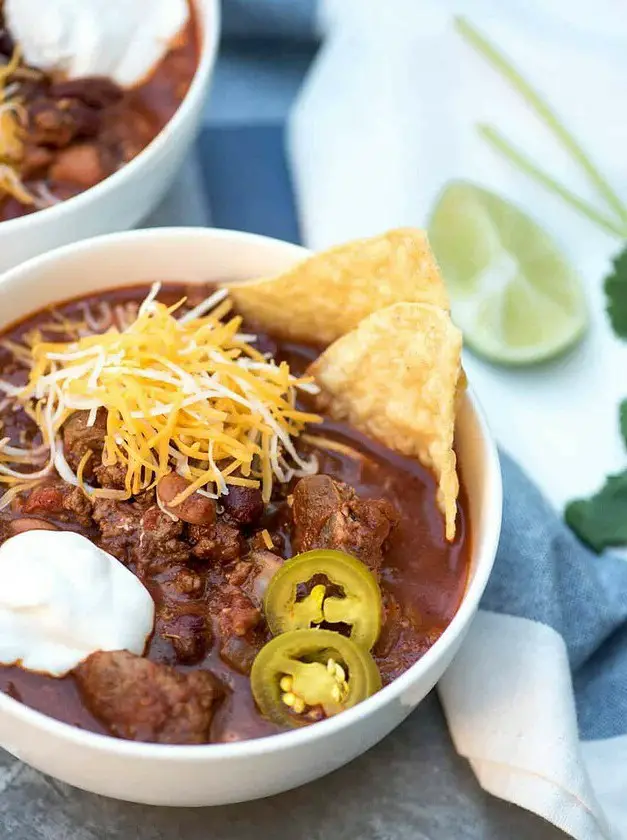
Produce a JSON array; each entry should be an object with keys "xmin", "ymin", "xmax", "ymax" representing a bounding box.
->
[{"xmin": 0, "ymin": 0, "xmax": 220, "ymax": 272}]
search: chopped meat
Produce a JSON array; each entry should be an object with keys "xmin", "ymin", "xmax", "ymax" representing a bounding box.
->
[
  {"xmin": 74, "ymin": 650, "xmax": 224, "ymax": 744},
  {"xmin": 218, "ymin": 589, "xmax": 261, "ymax": 638},
  {"xmin": 93, "ymin": 500, "xmax": 189, "ymax": 567},
  {"xmin": 292, "ymin": 475, "xmax": 398, "ymax": 571},
  {"xmin": 93, "ymin": 462, "xmax": 126, "ymax": 489},
  {"xmin": 62, "ymin": 409, "xmax": 107, "ymax": 474},
  {"xmin": 138, "ymin": 506, "xmax": 189, "ymax": 567},
  {"xmin": 92, "ymin": 498, "xmax": 142, "ymax": 563},
  {"xmin": 229, "ymin": 550, "xmax": 283, "ymax": 607},
  {"xmin": 189, "ymin": 521, "xmax": 242, "ymax": 564},
  {"xmin": 222, "ymin": 486, "xmax": 264, "ymax": 526},
  {"xmin": 151, "ymin": 565, "xmax": 211, "ymax": 664},
  {"xmin": 49, "ymin": 143, "xmax": 108, "ymax": 189},
  {"xmin": 219, "ymin": 635, "xmax": 259, "ymax": 675},
  {"xmin": 26, "ymin": 97, "xmax": 100, "ymax": 148},
  {"xmin": 163, "ymin": 612, "xmax": 211, "ymax": 665},
  {"xmin": 156, "ymin": 566, "xmax": 205, "ymax": 601},
  {"xmin": 61, "ymin": 485, "xmax": 93, "ymax": 526}
]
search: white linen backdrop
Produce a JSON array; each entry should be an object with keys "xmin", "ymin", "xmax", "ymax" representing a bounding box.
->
[{"xmin": 288, "ymin": 1, "xmax": 627, "ymax": 837}]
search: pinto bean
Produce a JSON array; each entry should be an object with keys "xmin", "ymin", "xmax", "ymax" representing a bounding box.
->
[
  {"xmin": 157, "ymin": 473, "xmax": 216, "ymax": 526},
  {"xmin": 9, "ymin": 517, "xmax": 59, "ymax": 535}
]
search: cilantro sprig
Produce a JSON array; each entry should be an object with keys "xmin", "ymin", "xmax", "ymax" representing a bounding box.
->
[
  {"xmin": 455, "ymin": 17, "xmax": 627, "ymax": 238},
  {"xmin": 605, "ymin": 249, "xmax": 627, "ymax": 339},
  {"xmin": 566, "ymin": 399, "xmax": 627, "ymax": 551}
]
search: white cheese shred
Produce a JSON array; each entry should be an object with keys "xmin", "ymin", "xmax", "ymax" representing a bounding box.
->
[{"xmin": 0, "ymin": 286, "xmax": 323, "ymax": 508}]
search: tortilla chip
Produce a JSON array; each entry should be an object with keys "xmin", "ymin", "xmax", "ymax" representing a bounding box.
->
[
  {"xmin": 310, "ymin": 303, "xmax": 462, "ymax": 540},
  {"xmin": 224, "ymin": 229, "xmax": 449, "ymax": 345}
]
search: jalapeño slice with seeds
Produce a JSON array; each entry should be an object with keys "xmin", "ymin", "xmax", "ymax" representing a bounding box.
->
[
  {"xmin": 250, "ymin": 628, "xmax": 381, "ymax": 727},
  {"xmin": 263, "ymin": 549, "xmax": 382, "ymax": 650}
]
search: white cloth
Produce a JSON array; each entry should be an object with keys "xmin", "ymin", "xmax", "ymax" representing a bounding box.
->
[{"xmin": 288, "ymin": 2, "xmax": 627, "ymax": 837}]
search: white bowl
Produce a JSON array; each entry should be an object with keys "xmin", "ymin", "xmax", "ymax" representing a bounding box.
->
[
  {"xmin": 0, "ymin": 1, "xmax": 219, "ymax": 272},
  {"xmin": 0, "ymin": 228, "xmax": 503, "ymax": 806}
]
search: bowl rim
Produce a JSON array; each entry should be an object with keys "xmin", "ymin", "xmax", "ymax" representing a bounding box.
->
[
  {"xmin": 0, "ymin": 226, "xmax": 503, "ymax": 761},
  {"xmin": 0, "ymin": 0, "xmax": 220, "ymax": 235}
]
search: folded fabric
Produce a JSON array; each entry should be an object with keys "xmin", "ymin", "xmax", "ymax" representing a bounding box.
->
[{"xmin": 441, "ymin": 453, "xmax": 627, "ymax": 839}]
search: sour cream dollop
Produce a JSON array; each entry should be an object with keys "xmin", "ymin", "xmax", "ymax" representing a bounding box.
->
[
  {"xmin": 0, "ymin": 530, "xmax": 155, "ymax": 676},
  {"xmin": 4, "ymin": 0, "xmax": 190, "ymax": 88}
]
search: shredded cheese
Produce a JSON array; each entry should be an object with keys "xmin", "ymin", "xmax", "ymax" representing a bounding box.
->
[
  {"xmin": 0, "ymin": 46, "xmax": 34, "ymax": 205},
  {"xmin": 261, "ymin": 528, "xmax": 274, "ymax": 550},
  {"xmin": 0, "ymin": 285, "xmax": 322, "ymax": 507}
]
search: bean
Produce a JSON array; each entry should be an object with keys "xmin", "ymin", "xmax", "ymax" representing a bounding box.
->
[
  {"xmin": 157, "ymin": 473, "xmax": 216, "ymax": 526},
  {"xmin": 9, "ymin": 518, "xmax": 59, "ymax": 535},
  {"xmin": 222, "ymin": 486, "xmax": 264, "ymax": 526}
]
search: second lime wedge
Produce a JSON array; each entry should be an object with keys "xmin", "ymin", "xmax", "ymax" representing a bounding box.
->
[{"xmin": 428, "ymin": 181, "xmax": 588, "ymax": 365}]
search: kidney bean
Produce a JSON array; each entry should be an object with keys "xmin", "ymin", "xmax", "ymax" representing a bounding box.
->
[
  {"xmin": 157, "ymin": 473, "xmax": 216, "ymax": 526},
  {"xmin": 222, "ymin": 486, "xmax": 264, "ymax": 526},
  {"xmin": 50, "ymin": 77, "xmax": 123, "ymax": 109}
]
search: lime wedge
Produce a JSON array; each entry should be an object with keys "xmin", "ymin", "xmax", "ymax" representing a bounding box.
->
[{"xmin": 428, "ymin": 181, "xmax": 588, "ymax": 365}]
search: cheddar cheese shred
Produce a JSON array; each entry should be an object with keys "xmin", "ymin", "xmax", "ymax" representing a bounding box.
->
[{"xmin": 0, "ymin": 284, "xmax": 322, "ymax": 508}]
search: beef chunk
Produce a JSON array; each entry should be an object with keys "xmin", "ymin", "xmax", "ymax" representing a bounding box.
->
[
  {"xmin": 61, "ymin": 485, "xmax": 93, "ymax": 526},
  {"xmin": 228, "ymin": 550, "xmax": 282, "ymax": 608},
  {"xmin": 218, "ymin": 589, "xmax": 261, "ymax": 638},
  {"xmin": 189, "ymin": 521, "xmax": 242, "ymax": 564},
  {"xmin": 163, "ymin": 612, "xmax": 211, "ymax": 665},
  {"xmin": 62, "ymin": 409, "xmax": 107, "ymax": 474},
  {"xmin": 92, "ymin": 500, "xmax": 190, "ymax": 567},
  {"xmin": 74, "ymin": 651, "xmax": 224, "ymax": 744},
  {"xmin": 92, "ymin": 498, "xmax": 142, "ymax": 562},
  {"xmin": 219, "ymin": 635, "xmax": 259, "ymax": 675},
  {"xmin": 292, "ymin": 475, "xmax": 398, "ymax": 571},
  {"xmin": 139, "ymin": 506, "xmax": 189, "ymax": 566},
  {"xmin": 93, "ymin": 462, "xmax": 126, "ymax": 489},
  {"xmin": 152, "ymin": 565, "xmax": 212, "ymax": 664},
  {"xmin": 157, "ymin": 566, "xmax": 205, "ymax": 601}
]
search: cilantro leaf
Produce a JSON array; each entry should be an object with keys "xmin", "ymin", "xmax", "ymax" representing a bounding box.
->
[
  {"xmin": 620, "ymin": 399, "xmax": 627, "ymax": 449},
  {"xmin": 605, "ymin": 244, "xmax": 627, "ymax": 338},
  {"xmin": 565, "ymin": 470, "xmax": 627, "ymax": 552}
]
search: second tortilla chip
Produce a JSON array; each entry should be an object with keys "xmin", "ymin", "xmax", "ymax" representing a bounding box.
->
[
  {"xmin": 310, "ymin": 303, "xmax": 462, "ymax": 540},
  {"xmin": 224, "ymin": 229, "xmax": 449, "ymax": 345}
]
